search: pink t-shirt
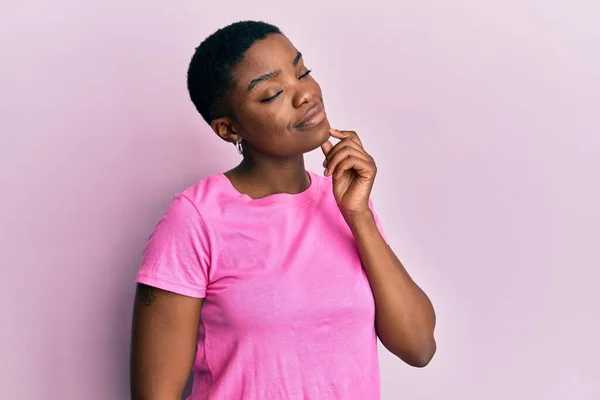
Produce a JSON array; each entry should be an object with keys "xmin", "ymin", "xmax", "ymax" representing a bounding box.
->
[{"xmin": 136, "ymin": 171, "xmax": 387, "ymax": 399}]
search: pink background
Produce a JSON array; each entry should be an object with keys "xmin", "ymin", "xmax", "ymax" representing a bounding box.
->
[{"xmin": 1, "ymin": 1, "xmax": 599, "ymax": 399}]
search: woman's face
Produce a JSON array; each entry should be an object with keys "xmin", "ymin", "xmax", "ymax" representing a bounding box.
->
[{"xmin": 212, "ymin": 33, "xmax": 331, "ymax": 158}]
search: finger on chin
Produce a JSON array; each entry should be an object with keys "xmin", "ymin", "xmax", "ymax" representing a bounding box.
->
[
  {"xmin": 328, "ymin": 128, "xmax": 346, "ymax": 139},
  {"xmin": 329, "ymin": 128, "xmax": 363, "ymax": 147},
  {"xmin": 321, "ymin": 139, "xmax": 333, "ymax": 155}
]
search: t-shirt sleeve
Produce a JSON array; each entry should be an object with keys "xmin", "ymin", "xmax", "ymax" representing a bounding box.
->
[
  {"xmin": 135, "ymin": 193, "xmax": 210, "ymax": 298},
  {"xmin": 369, "ymin": 198, "xmax": 389, "ymax": 244}
]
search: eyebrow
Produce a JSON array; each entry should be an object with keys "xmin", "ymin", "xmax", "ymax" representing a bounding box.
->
[{"xmin": 247, "ymin": 51, "xmax": 303, "ymax": 93}]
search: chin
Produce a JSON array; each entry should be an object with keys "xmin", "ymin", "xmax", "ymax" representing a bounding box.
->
[
  {"xmin": 318, "ymin": 120, "xmax": 331, "ymax": 141},
  {"xmin": 291, "ymin": 118, "xmax": 331, "ymax": 154},
  {"xmin": 303, "ymin": 123, "xmax": 331, "ymax": 153}
]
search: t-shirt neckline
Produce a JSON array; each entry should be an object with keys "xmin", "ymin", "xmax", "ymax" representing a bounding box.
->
[{"xmin": 216, "ymin": 170, "xmax": 320, "ymax": 207}]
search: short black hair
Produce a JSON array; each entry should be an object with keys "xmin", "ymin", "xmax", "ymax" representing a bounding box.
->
[{"xmin": 187, "ymin": 20, "xmax": 282, "ymax": 124}]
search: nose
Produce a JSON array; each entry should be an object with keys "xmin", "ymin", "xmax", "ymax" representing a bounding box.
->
[{"xmin": 291, "ymin": 81, "xmax": 312, "ymax": 109}]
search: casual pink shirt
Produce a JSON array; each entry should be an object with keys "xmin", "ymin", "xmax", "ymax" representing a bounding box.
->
[{"xmin": 136, "ymin": 171, "xmax": 387, "ymax": 399}]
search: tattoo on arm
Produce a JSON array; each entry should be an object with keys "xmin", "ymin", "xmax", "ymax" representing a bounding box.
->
[{"xmin": 138, "ymin": 284, "xmax": 156, "ymax": 306}]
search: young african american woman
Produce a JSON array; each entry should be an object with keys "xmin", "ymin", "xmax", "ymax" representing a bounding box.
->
[{"xmin": 130, "ymin": 21, "xmax": 436, "ymax": 400}]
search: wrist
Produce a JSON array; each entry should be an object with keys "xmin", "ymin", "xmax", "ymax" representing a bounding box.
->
[{"xmin": 342, "ymin": 208, "xmax": 375, "ymax": 229}]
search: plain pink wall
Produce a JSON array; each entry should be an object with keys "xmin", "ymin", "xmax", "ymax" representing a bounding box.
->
[{"xmin": 1, "ymin": 1, "xmax": 599, "ymax": 399}]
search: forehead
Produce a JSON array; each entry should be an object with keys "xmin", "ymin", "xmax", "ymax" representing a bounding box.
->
[{"xmin": 231, "ymin": 34, "xmax": 299, "ymax": 86}]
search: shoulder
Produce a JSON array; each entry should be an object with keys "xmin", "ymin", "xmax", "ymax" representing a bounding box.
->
[
  {"xmin": 150, "ymin": 174, "xmax": 226, "ymax": 232},
  {"xmin": 309, "ymin": 171, "xmax": 333, "ymax": 197},
  {"xmin": 308, "ymin": 171, "xmax": 341, "ymax": 212},
  {"xmin": 175, "ymin": 173, "xmax": 228, "ymax": 215},
  {"xmin": 311, "ymin": 171, "xmax": 332, "ymax": 188}
]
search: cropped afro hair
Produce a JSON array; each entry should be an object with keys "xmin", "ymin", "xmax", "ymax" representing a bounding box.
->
[{"xmin": 187, "ymin": 21, "xmax": 282, "ymax": 124}]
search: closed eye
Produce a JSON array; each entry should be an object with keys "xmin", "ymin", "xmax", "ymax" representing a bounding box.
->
[
  {"xmin": 260, "ymin": 91, "xmax": 283, "ymax": 103},
  {"xmin": 299, "ymin": 69, "xmax": 312, "ymax": 79},
  {"xmin": 259, "ymin": 70, "xmax": 312, "ymax": 103}
]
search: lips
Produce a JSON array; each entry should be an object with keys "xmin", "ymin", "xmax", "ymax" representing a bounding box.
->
[{"xmin": 295, "ymin": 103, "xmax": 326, "ymax": 129}]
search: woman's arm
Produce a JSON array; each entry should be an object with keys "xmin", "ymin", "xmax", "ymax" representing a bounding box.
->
[
  {"xmin": 320, "ymin": 128, "xmax": 436, "ymax": 367},
  {"xmin": 346, "ymin": 211, "xmax": 437, "ymax": 367},
  {"xmin": 130, "ymin": 284, "xmax": 203, "ymax": 400}
]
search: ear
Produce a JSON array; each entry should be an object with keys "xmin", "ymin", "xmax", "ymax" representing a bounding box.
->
[{"xmin": 210, "ymin": 118, "xmax": 240, "ymax": 144}]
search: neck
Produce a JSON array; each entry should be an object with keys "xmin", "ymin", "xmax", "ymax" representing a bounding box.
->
[{"xmin": 226, "ymin": 155, "xmax": 310, "ymax": 199}]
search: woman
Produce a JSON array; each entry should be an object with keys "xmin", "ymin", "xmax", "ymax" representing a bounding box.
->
[{"xmin": 130, "ymin": 20, "xmax": 436, "ymax": 400}]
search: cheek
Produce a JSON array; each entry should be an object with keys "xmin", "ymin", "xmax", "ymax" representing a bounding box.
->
[
  {"xmin": 269, "ymin": 112, "xmax": 291, "ymax": 135},
  {"xmin": 248, "ymin": 108, "xmax": 290, "ymax": 137}
]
